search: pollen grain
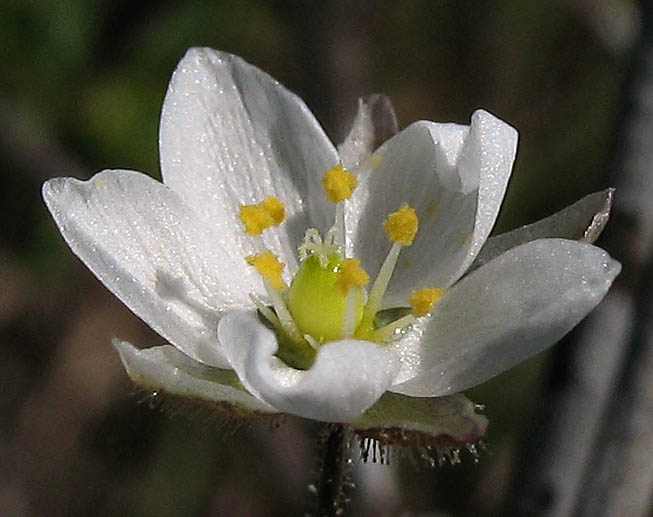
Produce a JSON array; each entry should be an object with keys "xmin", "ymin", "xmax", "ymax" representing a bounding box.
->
[
  {"xmin": 246, "ymin": 250, "xmax": 286, "ymax": 290},
  {"xmin": 239, "ymin": 196, "xmax": 286, "ymax": 235},
  {"xmin": 337, "ymin": 258, "xmax": 370, "ymax": 294},
  {"xmin": 261, "ymin": 196, "xmax": 286, "ymax": 225},
  {"xmin": 322, "ymin": 164, "xmax": 358, "ymax": 203},
  {"xmin": 384, "ymin": 204, "xmax": 419, "ymax": 245},
  {"xmin": 410, "ymin": 287, "xmax": 444, "ymax": 317}
]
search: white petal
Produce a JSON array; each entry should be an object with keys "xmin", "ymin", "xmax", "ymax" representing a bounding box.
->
[
  {"xmin": 43, "ymin": 169, "xmax": 253, "ymax": 368},
  {"xmin": 114, "ymin": 340, "xmax": 276, "ymax": 414},
  {"xmin": 470, "ymin": 189, "xmax": 614, "ymax": 271},
  {"xmin": 347, "ymin": 110, "xmax": 517, "ymax": 304},
  {"xmin": 338, "ymin": 94, "xmax": 398, "ymax": 170},
  {"xmin": 217, "ymin": 311, "xmax": 401, "ymax": 422},
  {"xmin": 345, "ymin": 120, "xmax": 471, "ymax": 300},
  {"xmin": 444, "ymin": 109, "xmax": 519, "ymax": 284},
  {"xmin": 390, "ymin": 239, "xmax": 621, "ymax": 396},
  {"xmin": 160, "ymin": 48, "xmax": 339, "ymax": 272}
]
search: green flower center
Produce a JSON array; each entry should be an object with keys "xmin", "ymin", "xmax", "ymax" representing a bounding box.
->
[
  {"xmin": 287, "ymin": 254, "xmax": 365, "ymax": 344},
  {"xmin": 239, "ymin": 164, "xmax": 445, "ymax": 370}
]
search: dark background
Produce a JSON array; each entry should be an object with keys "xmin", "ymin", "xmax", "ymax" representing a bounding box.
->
[{"xmin": 0, "ymin": 1, "xmax": 644, "ymax": 516}]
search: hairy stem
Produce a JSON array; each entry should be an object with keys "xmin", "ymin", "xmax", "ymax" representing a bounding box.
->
[{"xmin": 316, "ymin": 424, "xmax": 350, "ymax": 516}]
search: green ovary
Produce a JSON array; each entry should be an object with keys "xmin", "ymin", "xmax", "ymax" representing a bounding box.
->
[{"xmin": 287, "ymin": 254, "xmax": 365, "ymax": 343}]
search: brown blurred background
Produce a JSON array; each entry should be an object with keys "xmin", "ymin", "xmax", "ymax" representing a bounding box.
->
[{"xmin": 0, "ymin": 1, "xmax": 649, "ymax": 516}]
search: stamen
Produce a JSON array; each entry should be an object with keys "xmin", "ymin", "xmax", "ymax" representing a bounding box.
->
[
  {"xmin": 356, "ymin": 203, "xmax": 420, "ymax": 339},
  {"xmin": 356, "ymin": 242, "xmax": 402, "ymax": 338},
  {"xmin": 322, "ymin": 164, "xmax": 357, "ymax": 248},
  {"xmin": 239, "ymin": 196, "xmax": 286, "ymax": 235},
  {"xmin": 262, "ymin": 277, "xmax": 302, "ymax": 342},
  {"xmin": 246, "ymin": 251, "xmax": 302, "ymax": 342},
  {"xmin": 373, "ymin": 288, "xmax": 445, "ymax": 342},
  {"xmin": 373, "ymin": 313, "xmax": 416, "ymax": 342},
  {"xmin": 324, "ymin": 224, "xmax": 344, "ymax": 257},
  {"xmin": 336, "ymin": 258, "xmax": 370, "ymax": 294},
  {"xmin": 246, "ymin": 251, "xmax": 286, "ymax": 290},
  {"xmin": 261, "ymin": 196, "xmax": 285, "ymax": 225},
  {"xmin": 334, "ymin": 202, "xmax": 345, "ymax": 248},
  {"xmin": 410, "ymin": 287, "xmax": 444, "ymax": 317},
  {"xmin": 322, "ymin": 164, "xmax": 358, "ymax": 203},
  {"xmin": 383, "ymin": 204, "xmax": 418, "ymax": 245},
  {"xmin": 304, "ymin": 334, "xmax": 320, "ymax": 350},
  {"xmin": 341, "ymin": 288, "xmax": 360, "ymax": 337},
  {"xmin": 249, "ymin": 293, "xmax": 281, "ymax": 328},
  {"xmin": 338, "ymin": 259, "xmax": 369, "ymax": 338}
]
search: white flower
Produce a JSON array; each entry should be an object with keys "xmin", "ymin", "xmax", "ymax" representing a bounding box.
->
[{"xmin": 42, "ymin": 48, "xmax": 620, "ymax": 444}]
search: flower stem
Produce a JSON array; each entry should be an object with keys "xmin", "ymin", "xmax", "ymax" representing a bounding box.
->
[{"xmin": 316, "ymin": 423, "xmax": 350, "ymax": 516}]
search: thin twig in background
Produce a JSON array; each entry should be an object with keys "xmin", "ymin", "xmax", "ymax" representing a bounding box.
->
[
  {"xmin": 508, "ymin": 1, "xmax": 653, "ymax": 515},
  {"xmin": 575, "ymin": 0, "xmax": 653, "ymax": 513}
]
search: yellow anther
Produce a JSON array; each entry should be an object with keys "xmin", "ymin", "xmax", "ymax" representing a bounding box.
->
[
  {"xmin": 239, "ymin": 205, "xmax": 271, "ymax": 235},
  {"xmin": 246, "ymin": 251, "xmax": 286, "ymax": 290},
  {"xmin": 336, "ymin": 258, "xmax": 370, "ymax": 294},
  {"xmin": 261, "ymin": 196, "xmax": 286, "ymax": 225},
  {"xmin": 322, "ymin": 164, "xmax": 358, "ymax": 203},
  {"xmin": 409, "ymin": 287, "xmax": 445, "ymax": 317},
  {"xmin": 383, "ymin": 204, "xmax": 419, "ymax": 245},
  {"xmin": 239, "ymin": 196, "xmax": 286, "ymax": 235}
]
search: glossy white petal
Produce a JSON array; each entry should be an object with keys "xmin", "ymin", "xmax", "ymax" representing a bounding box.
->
[
  {"xmin": 114, "ymin": 340, "xmax": 276, "ymax": 414},
  {"xmin": 338, "ymin": 94, "xmax": 398, "ymax": 170},
  {"xmin": 470, "ymin": 189, "xmax": 614, "ymax": 271},
  {"xmin": 347, "ymin": 110, "xmax": 518, "ymax": 306},
  {"xmin": 160, "ymin": 47, "xmax": 339, "ymax": 273},
  {"xmin": 218, "ymin": 311, "xmax": 401, "ymax": 422},
  {"xmin": 338, "ymin": 97, "xmax": 376, "ymax": 170},
  {"xmin": 43, "ymin": 169, "xmax": 252, "ymax": 368},
  {"xmin": 451, "ymin": 110, "xmax": 519, "ymax": 280},
  {"xmin": 390, "ymin": 238, "xmax": 621, "ymax": 396},
  {"xmin": 345, "ymin": 120, "xmax": 471, "ymax": 300}
]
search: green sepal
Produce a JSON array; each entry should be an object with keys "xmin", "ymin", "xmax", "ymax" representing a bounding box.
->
[
  {"xmin": 348, "ymin": 391, "xmax": 487, "ymax": 448},
  {"xmin": 114, "ymin": 340, "xmax": 278, "ymax": 418}
]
